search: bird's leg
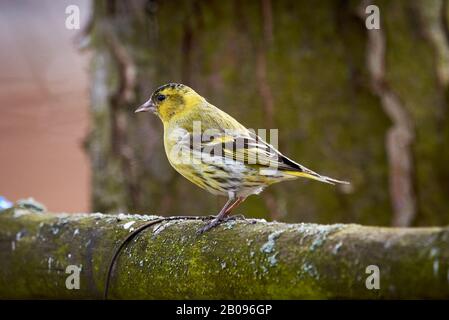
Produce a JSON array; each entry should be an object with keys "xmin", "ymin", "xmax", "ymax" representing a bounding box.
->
[
  {"xmin": 197, "ymin": 198, "xmax": 237, "ymax": 234},
  {"xmin": 221, "ymin": 197, "xmax": 244, "ymax": 217},
  {"xmin": 219, "ymin": 197, "xmax": 247, "ymax": 222},
  {"xmin": 197, "ymin": 197, "xmax": 244, "ymax": 234}
]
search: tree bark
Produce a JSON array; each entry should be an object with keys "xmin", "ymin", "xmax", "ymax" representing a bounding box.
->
[
  {"xmin": 358, "ymin": 0, "xmax": 416, "ymax": 227},
  {"xmin": 1, "ymin": 206, "xmax": 448, "ymax": 299}
]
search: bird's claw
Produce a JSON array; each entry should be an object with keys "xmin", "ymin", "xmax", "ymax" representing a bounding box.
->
[
  {"xmin": 196, "ymin": 214, "xmax": 247, "ymax": 234},
  {"xmin": 196, "ymin": 218, "xmax": 221, "ymax": 234}
]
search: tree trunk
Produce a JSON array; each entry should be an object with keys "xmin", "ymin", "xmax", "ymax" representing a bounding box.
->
[
  {"xmin": 1, "ymin": 206, "xmax": 449, "ymax": 299},
  {"xmin": 84, "ymin": 0, "xmax": 449, "ymax": 227}
]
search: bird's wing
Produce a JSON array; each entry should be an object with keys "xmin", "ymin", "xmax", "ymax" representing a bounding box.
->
[
  {"xmin": 178, "ymin": 129, "xmax": 348, "ymax": 185},
  {"xmin": 180, "ymin": 129, "xmax": 300, "ymax": 170}
]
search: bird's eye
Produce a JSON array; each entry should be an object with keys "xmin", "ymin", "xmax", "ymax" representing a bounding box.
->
[{"xmin": 157, "ymin": 94, "xmax": 166, "ymax": 102}]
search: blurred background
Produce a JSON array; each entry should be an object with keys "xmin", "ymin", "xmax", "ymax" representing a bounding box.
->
[
  {"xmin": 1, "ymin": 0, "xmax": 449, "ymax": 227},
  {"xmin": 0, "ymin": 0, "xmax": 91, "ymax": 212}
]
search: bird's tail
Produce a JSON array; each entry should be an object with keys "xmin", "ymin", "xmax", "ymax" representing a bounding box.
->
[{"xmin": 284, "ymin": 170, "xmax": 350, "ymax": 185}]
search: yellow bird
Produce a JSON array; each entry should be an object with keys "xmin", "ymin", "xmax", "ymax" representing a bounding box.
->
[{"xmin": 135, "ymin": 83, "xmax": 348, "ymax": 233}]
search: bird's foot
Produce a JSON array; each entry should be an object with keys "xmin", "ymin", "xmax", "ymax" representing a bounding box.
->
[
  {"xmin": 196, "ymin": 214, "xmax": 247, "ymax": 234},
  {"xmin": 197, "ymin": 217, "xmax": 223, "ymax": 234}
]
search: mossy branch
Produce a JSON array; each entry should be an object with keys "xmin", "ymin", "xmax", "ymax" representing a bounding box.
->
[{"xmin": 0, "ymin": 206, "xmax": 448, "ymax": 299}]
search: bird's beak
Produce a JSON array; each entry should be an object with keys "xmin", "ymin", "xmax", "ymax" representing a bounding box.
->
[{"xmin": 135, "ymin": 100, "xmax": 156, "ymax": 113}]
